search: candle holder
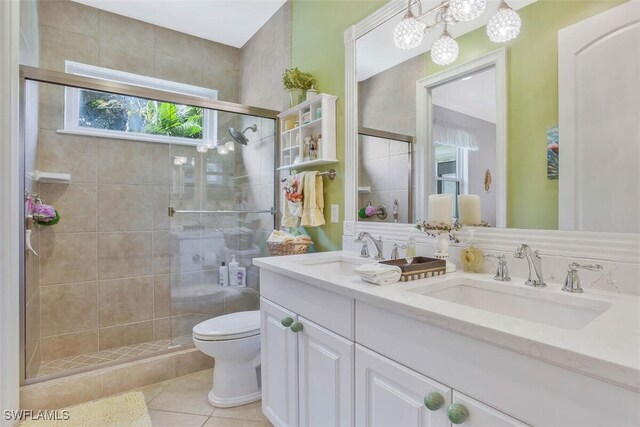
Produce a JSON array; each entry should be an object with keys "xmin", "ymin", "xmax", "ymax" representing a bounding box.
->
[{"xmin": 416, "ymin": 220, "xmax": 462, "ymax": 273}]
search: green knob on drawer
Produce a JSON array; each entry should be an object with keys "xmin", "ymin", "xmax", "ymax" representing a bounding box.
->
[
  {"xmin": 447, "ymin": 403, "xmax": 469, "ymax": 424},
  {"xmin": 290, "ymin": 322, "xmax": 303, "ymax": 333},
  {"xmin": 424, "ymin": 392, "xmax": 445, "ymax": 411},
  {"xmin": 281, "ymin": 317, "xmax": 294, "ymax": 327}
]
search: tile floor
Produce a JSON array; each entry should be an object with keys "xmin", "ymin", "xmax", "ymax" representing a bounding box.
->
[
  {"xmin": 138, "ymin": 369, "xmax": 273, "ymax": 427},
  {"xmin": 37, "ymin": 336, "xmax": 192, "ymax": 377}
]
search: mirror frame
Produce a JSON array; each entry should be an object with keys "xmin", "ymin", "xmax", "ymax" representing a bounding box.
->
[{"xmin": 343, "ymin": 0, "xmax": 640, "ymax": 263}]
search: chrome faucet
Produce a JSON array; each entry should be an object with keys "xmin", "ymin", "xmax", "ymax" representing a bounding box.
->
[
  {"xmin": 562, "ymin": 262, "xmax": 603, "ymax": 293},
  {"xmin": 390, "ymin": 243, "xmax": 407, "ymax": 260},
  {"xmin": 514, "ymin": 244, "xmax": 546, "ymax": 287},
  {"xmin": 355, "ymin": 232, "xmax": 384, "ymax": 260}
]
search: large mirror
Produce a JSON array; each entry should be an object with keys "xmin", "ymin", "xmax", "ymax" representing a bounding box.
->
[{"xmin": 354, "ymin": 0, "xmax": 639, "ymax": 233}]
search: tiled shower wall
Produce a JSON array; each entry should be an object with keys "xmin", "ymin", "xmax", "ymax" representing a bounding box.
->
[{"xmin": 32, "ymin": 0, "xmax": 249, "ymax": 367}]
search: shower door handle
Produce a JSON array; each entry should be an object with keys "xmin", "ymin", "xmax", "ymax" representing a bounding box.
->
[{"xmin": 168, "ymin": 207, "xmax": 276, "ymax": 217}]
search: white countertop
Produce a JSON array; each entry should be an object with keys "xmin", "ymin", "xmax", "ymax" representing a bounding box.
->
[{"xmin": 254, "ymin": 251, "xmax": 640, "ymax": 392}]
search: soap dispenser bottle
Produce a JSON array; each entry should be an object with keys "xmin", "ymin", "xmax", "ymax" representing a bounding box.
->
[
  {"xmin": 228, "ymin": 255, "xmax": 239, "ymax": 286},
  {"xmin": 462, "ymin": 229, "xmax": 484, "ymax": 273}
]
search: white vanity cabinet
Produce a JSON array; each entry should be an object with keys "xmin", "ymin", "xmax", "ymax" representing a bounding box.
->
[{"xmin": 260, "ymin": 288, "xmax": 354, "ymax": 427}]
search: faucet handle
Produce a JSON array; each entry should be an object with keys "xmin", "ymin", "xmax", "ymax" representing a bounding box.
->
[
  {"xmin": 571, "ymin": 262, "xmax": 603, "ymax": 272},
  {"xmin": 562, "ymin": 262, "xmax": 603, "ymax": 293},
  {"xmin": 359, "ymin": 241, "xmax": 370, "ymax": 259},
  {"xmin": 485, "ymin": 255, "xmax": 511, "ymax": 282}
]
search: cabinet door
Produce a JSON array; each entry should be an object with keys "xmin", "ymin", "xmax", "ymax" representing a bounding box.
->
[
  {"xmin": 356, "ymin": 345, "xmax": 451, "ymax": 427},
  {"xmin": 261, "ymin": 298, "xmax": 298, "ymax": 427},
  {"xmin": 297, "ymin": 316, "xmax": 354, "ymax": 427},
  {"xmin": 451, "ymin": 391, "xmax": 529, "ymax": 427}
]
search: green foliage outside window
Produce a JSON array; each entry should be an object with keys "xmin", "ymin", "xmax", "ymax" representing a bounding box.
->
[{"xmin": 79, "ymin": 90, "xmax": 204, "ymax": 139}]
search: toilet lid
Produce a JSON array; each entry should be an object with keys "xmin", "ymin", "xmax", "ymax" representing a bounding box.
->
[{"xmin": 193, "ymin": 310, "xmax": 260, "ymax": 341}]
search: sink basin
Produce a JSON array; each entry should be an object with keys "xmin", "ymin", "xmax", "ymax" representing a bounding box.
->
[
  {"xmin": 298, "ymin": 255, "xmax": 373, "ymax": 276},
  {"xmin": 408, "ymin": 279, "xmax": 612, "ymax": 330}
]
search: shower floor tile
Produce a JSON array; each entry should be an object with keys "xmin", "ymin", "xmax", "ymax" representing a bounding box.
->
[{"xmin": 37, "ymin": 337, "xmax": 188, "ymax": 377}]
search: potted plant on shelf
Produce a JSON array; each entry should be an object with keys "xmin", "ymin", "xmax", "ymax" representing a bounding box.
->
[{"xmin": 282, "ymin": 67, "xmax": 317, "ymax": 107}]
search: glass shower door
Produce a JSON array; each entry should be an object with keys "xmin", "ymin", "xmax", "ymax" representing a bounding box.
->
[{"xmin": 167, "ymin": 110, "xmax": 276, "ymax": 347}]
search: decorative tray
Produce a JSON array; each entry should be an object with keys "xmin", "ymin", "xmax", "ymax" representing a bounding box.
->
[{"xmin": 380, "ymin": 257, "xmax": 446, "ymax": 282}]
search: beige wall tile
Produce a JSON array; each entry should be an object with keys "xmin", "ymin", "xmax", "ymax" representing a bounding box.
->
[
  {"xmin": 98, "ymin": 43, "xmax": 155, "ymax": 77},
  {"xmin": 98, "ymin": 10, "xmax": 156, "ymax": 54},
  {"xmin": 97, "ymin": 232, "xmax": 152, "ymax": 280},
  {"xmin": 153, "ymin": 231, "xmax": 170, "ymax": 275},
  {"xmin": 39, "ymin": 233, "xmax": 97, "ymax": 285},
  {"xmin": 40, "ymin": 330, "xmax": 99, "ymax": 362},
  {"xmin": 39, "ymin": 183, "xmax": 97, "ymax": 233},
  {"xmin": 155, "ymin": 27, "xmax": 203, "ymax": 60},
  {"xmin": 99, "ymin": 354, "xmax": 178, "ymax": 396},
  {"xmin": 99, "ymin": 321, "xmax": 154, "ymax": 350},
  {"xmin": 97, "ymin": 184, "xmax": 153, "ymax": 232},
  {"xmin": 25, "ymin": 233, "xmax": 39, "ymax": 303},
  {"xmin": 154, "ymin": 55, "xmax": 203, "ymax": 87},
  {"xmin": 40, "ymin": 282, "xmax": 98, "ymax": 337},
  {"xmin": 25, "ymin": 290, "xmax": 40, "ymax": 368},
  {"xmin": 176, "ymin": 350, "xmax": 213, "ymax": 377},
  {"xmin": 38, "ymin": 84, "xmax": 64, "ymax": 131},
  {"xmin": 26, "ymin": 344, "xmax": 41, "ymax": 379},
  {"xmin": 20, "ymin": 371, "xmax": 102, "ymax": 410},
  {"xmin": 152, "ymin": 186, "xmax": 169, "ymax": 231},
  {"xmin": 98, "ymin": 139, "xmax": 153, "ymax": 185},
  {"xmin": 39, "ymin": 0, "xmax": 99, "ymax": 37},
  {"xmin": 40, "ymin": 25, "xmax": 99, "ymax": 72},
  {"xmin": 98, "ymin": 277, "xmax": 153, "ymax": 327},
  {"xmin": 152, "ymin": 144, "xmax": 170, "ymax": 186},
  {"xmin": 153, "ymin": 275, "xmax": 171, "ymax": 319},
  {"xmin": 38, "ymin": 130, "xmax": 99, "ymax": 183},
  {"xmin": 154, "ymin": 317, "xmax": 171, "ymax": 340}
]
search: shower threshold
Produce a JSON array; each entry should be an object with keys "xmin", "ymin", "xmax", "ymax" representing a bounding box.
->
[{"xmin": 34, "ymin": 335, "xmax": 193, "ymax": 379}]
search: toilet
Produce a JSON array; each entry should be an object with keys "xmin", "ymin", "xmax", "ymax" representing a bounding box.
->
[{"xmin": 193, "ymin": 310, "xmax": 261, "ymax": 408}]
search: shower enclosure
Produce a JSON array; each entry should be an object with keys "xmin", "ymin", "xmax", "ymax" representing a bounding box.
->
[{"xmin": 20, "ymin": 66, "xmax": 278, "ymax": 383}]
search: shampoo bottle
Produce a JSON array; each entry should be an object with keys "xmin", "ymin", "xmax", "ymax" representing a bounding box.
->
[
  {"xmin": 228, "ymin": 255, "xmax": 239, "ymax": 286},
  {"xmin": 219, "ymin": 262, "xmax": 229, "ymax": 286},
  {"xmin": 237, "ymin": 267, "xmax": 247, "ymax": 287},
  {"xmin": 462, "ymin": 229, "xmax": 484, "ymax": 273}
]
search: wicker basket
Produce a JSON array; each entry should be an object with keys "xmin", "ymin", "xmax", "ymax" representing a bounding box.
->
[{"xmin": 267, "ymin": 240, "xmax": 312, "ymax": 256}]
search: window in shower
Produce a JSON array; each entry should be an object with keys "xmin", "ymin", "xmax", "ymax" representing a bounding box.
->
[{"xmin": 63, "ymin": 61, "xmax": 218, "ymax": 145}]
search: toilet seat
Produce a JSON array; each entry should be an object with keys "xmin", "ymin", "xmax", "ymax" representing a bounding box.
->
[{"xmin": 193, "ymin": 310, "xmax": 260, "ymax": 341}]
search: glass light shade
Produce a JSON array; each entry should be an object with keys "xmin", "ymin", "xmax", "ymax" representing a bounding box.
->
[
  {"xmin": 449, "ymin": 0, "xmax": 487, "ymax": 22},
  {"xmin": 393, "ymin": 11, "xmax": 427, "ymax": 49},
  {"xmin": 431, "ymin": 32, "xmax": 459, "ymax": 65},
  {"xmin": 486, "ymin": 3, "xmax": 521, "ymax": 43}
]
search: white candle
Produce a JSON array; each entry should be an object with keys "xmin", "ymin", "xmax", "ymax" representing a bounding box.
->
[
  {"xmin": 427, "ymin": 194, "xmax": 452, "ymax": 226},
  {"xmin": 458, "ymin": 194, "xmax": 481, "ymax": 225}
]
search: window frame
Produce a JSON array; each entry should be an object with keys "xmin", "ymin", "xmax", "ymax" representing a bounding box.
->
[{"xmin": 62, "ymin": 61, "xmax": 218, "ymax": 146}]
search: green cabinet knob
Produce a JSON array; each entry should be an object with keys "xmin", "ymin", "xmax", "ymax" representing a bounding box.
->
[
  {"xmin": 281, "ymin": 317, "xmax": 294, "ymax": 327},
  {"xmin": 290, "ymin": 321, "xmax": 303, "ymax": 333},
  {"xmin": 447, "ymin": 403, "xmax": 469, "ymax": 424},
  {"xmin": 424, "ymin": 392, "xmax": 445, "ymax": 411}
]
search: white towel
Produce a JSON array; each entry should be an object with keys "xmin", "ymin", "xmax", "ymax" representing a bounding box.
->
[{"xmin": 355, "ymin": 263, "xmax": 402, "ymax": 285}]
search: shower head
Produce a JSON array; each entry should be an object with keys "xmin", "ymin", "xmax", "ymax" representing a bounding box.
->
[{"xmin": 228, "ymin": 124, "xmax": 258, "ymax": 145}]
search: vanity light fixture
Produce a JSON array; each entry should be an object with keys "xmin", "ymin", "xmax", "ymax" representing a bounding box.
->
[
  {"xmin": 486, "ymin": 0, "xmax": 521, "ymax": 43},
  {"xmin": 392, "ymin": 0, "xmax": 521, "ymax": 63},
  {"xmin": 431, "ymin": 26, "xmax": 459, "ymax": 65}
]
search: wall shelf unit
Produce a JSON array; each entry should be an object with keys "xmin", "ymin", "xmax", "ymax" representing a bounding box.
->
[{"xmin": 278, "ymin": 93, "xmax": 338, "ymax": 170}]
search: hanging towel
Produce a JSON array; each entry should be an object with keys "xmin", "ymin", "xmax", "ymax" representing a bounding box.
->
[
  {"xmin": 300, "ymin": 171, "xmax": 325, "ymax": 227},
  {"xmin": 282, "ymin": 172, "xmax": 305, "ymax": 228}
]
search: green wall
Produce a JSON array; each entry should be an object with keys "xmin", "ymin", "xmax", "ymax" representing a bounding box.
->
[
  {"xmin": 290, "ymin": 0, "xmax": 625, "ymax": 249},
  {"xmin": 291, "ymin": 0, "xmax": 386, "ymax": 251},
  {"xmin": 424, "ymin": 0, "xmax": 626, "ymax": 229}
]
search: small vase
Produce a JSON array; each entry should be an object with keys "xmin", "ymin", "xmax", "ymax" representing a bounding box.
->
[
  {"xmin": 306, "ymin": 89, "xmax": 318, "ymax": 99},
  {"xmin": 288, "ymin": 89, "xmax": 304, "ymax": 107}
]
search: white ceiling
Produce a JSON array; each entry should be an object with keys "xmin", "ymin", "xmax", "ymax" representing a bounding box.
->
[
  {"xmin": 71, "ymin": 0, "xmax": 287, "ymax": 48},
  {"xmin": 357, "ymin": 0, "xmax": 537, "ymax": 81},
  {"xmin": 432, "ymin": 67, "xmax": 496, "ymax": 123}
]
